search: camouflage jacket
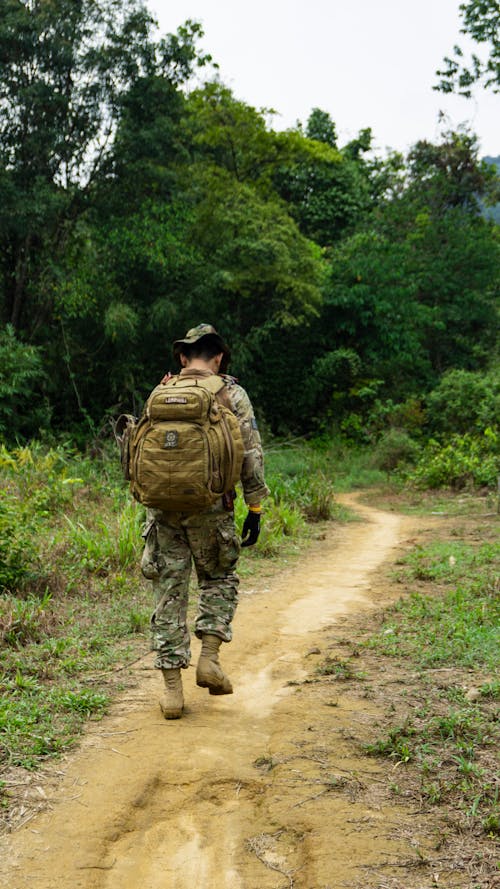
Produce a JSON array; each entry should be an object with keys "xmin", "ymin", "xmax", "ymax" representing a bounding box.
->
[{"xmin": 178, "ymin": 368, "xmax": 269, "ymax": 506}]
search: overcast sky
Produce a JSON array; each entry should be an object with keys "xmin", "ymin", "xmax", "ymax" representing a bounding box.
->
[{"xmin": 146, "ymin": 0, "xmax": 498, "ymax": 157}]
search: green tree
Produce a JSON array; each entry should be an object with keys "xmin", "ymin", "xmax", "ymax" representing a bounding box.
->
[
  {"xmin": 185, "ymin": 83, "xmax": 277, "ymax": 187},
  {"xmin": 184, "ymin": 165, "xmax": 324, "ymax": 352},
  {"xmin": 306, "ymin": 108, "xmax": 337, "ymax": 147},
  {"xmin": 0, "ymin": 0, "xmax": 151, "ymax": 330},
  {"xmin": 321, "ymin": 229, "xmax": 433, "ymax": 394},
  {"xmin": 185, "ymin": 92, "xmax": 373, "ymax": 247},
  {"xmin": 0, "ymin": 4, "xmax": 211, "ymax": 431},
  {"xmin": 0, "ymin": 2, "xmax": 205, "ymax": 333},
  {"xmin": 426, "ymin": 368, "xmax": 500, "ymax": 434},
  {"xmin": 0, "ymin": 324, "xmax": 46, "ymax": 440},
  {"xmin": 436, "ymin": 0, "xmax": 500, "ymax": 95},
  {"xmin": 307, "ymin": 131, "xmax": 500, "ymax": 432},
  {"xmin": 406, "ymin": 130, "xmax": 499, "ymax": 213},
  {"xmin": 272, "ymin": 119, "xmax": 373, "ymax": 246}
]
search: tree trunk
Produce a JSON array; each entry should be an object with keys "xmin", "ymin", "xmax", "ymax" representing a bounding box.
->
[{"xmin": 10, "ymin": 234, "xmax": 32, "ymax": 330}]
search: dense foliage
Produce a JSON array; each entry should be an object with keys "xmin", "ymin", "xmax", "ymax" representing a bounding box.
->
[{"xmin": 0, "ymin": 1, "xmax": 498, "ymax": 463}]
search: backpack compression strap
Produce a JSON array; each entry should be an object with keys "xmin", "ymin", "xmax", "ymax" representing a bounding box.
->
[{"xmin": 177, "ymin": 373, "xmax": 241, "ymax": 492}]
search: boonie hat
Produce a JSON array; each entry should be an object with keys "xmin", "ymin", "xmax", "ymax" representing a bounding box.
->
[{"xmin": 173, "ymin": 323, "xmax": 231, "ymax": 369}]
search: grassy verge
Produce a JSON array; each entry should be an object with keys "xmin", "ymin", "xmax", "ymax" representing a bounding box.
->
[
  {"xmin": 316, "ymin": 497, "xmax": 499, "ymax": 850},
  {"xmin": 0, "ymin": 444, "xmax": 150, "ymax": 778},
  {"xmin": 364, "ymin": 535, "xmax": 499, "ymax": 836},
  {"xmin": 0, "ymin": 437, "xmax": 375, "ymax": 790}
]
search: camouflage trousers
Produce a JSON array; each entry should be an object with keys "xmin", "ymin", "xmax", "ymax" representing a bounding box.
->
[{"xmin": 141, "ymin": 502, "xmax": 240, "ymax": 670}]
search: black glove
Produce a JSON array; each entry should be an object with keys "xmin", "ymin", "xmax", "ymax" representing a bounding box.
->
[{"xmin": 241, "ymin": 509, "xmax": 261, "ymax": 547}]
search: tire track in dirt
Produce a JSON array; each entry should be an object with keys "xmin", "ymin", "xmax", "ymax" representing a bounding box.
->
[{"xmin": 1, "ymin": 496, "xmax": 420, "ymax": 889}]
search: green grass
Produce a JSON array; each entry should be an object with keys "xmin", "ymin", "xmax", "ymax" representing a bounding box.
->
[
  {"xmin": 368, "ymin": 541, "xmax": 499, "ymax": 670},
  {"xmin": 0, "ymin": 682, "xmax": 109, "ymax": 770},
  {"xmin": 0, "ymin": 437, "xmax": 360, "ymax": 774},
  {"xmin": 234, "ymin": 438, "xmax": 370, "ymax": 560},
  {"xmin": 0, "ymin": 443, "xmax": 154, "ymax": 770},
  {"xmin": 364, "ymin": 534, "xmax": 500, "ymax": 834},
  {"xmin": 396, "ymin": 540, "xmax": 498, "ymax": 583},
  {"xmin": 64, "ymin": 499, "xmax": 144, "ymax": 574},
  {"xmin": 265, "ymin": 438, "xmax": 386, "ymax": 494}
]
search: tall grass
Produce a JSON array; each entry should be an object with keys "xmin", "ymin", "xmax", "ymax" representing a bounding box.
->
[
  {"xmin": 64, "ymin": 500, "xmax": 144, "ymax": 573},
  {"xmin": 0, "ymin": 437, "xmax": 358, "ymax": 772}
]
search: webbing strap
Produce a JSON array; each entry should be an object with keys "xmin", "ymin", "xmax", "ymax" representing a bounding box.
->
[
  {"xmin": 163, "ymin": 372, "xmax": 239, "ymax": 493},
  {"xmin": 169, "ymin": 372, "xmax": 226, "ymax": 397}
]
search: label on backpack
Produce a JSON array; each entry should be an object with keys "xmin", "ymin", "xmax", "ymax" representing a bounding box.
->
[{"xmin": 163, "ymin": 431, "xmax": 179, "ymax": 449}]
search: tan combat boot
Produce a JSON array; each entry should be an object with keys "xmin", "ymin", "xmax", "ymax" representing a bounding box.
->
[
  {"xmin": 160, "ymin": 668, "xmax": 184, "ymax": 719},
  {"xmin": 196, "ymin": 634, "xmax": 233, "ymax": 695}
]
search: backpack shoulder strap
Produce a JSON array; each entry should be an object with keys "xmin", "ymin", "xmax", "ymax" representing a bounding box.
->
[
  {"xmin": 160, "ymin": 374, "xmax": 181, "ymax": 389},
  {"xmin": 199, "ymin": 374, "xmax": 226, "ymax": 396}
]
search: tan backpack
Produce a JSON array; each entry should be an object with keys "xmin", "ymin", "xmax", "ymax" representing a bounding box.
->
[{"xmin": 128, "ymin": 374, "xmax": 244, "ymax": 512}]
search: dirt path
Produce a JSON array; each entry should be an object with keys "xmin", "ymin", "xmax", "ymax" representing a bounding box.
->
[{"xmin": 1, "ymin": 497, "xmax": 424, "ymax": 889}]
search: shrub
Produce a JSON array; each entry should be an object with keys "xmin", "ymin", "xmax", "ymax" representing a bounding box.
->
[
  {"xmin": 371, "ymin": 429, "xmax": 420, "ymax": 471},
  {"xmin": 408, "ymin": 429, "xmax": 499, "ymax": 489},
  {"xmin": 0, "ymin": 496, "xmax": 34, "ymax": 593},
  {"xmin": 426, "ymin": 369, "xmax": 500, "ymax": 435},
  {"xmin": 366, "ymin": 397, "xmax": 427, "ymax": 438},
  {"xmin": 0, "ymin": 325, "xmax": 48, "ymax": 441},
  {"xmin": 235, "ymin": 492, "xmax": 306, "ymax": 557},
  {"xmin": 0, "ymin": 442, "xmax": 88, "ymax": 592}
]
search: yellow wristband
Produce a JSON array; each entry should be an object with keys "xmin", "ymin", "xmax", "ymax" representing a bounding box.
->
[{"xmin": 248, "ymin": 504, "xmax": 262, "ymax": 513}]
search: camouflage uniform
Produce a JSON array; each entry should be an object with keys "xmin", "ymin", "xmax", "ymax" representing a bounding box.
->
[{"xmin": 141, "ymin": 368, "xmax": 269, "ymax": 670}]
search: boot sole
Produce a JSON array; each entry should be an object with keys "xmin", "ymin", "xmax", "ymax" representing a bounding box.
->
[
  {"xmin": 196, "ymin": 678, "xmax": 233, "ymax": 695},
  {"xmin": 160, "ymin": 707, "xmax": 183, "ymax": 719}
]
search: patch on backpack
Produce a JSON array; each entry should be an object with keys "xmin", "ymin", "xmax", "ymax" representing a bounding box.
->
[
  {"xmin": 164, "ymin": 396, "xmax": 187, "ymax": 404},
  {"xmin": 163, "ymin": 430, "xmax": 179, "ymax": 448}
]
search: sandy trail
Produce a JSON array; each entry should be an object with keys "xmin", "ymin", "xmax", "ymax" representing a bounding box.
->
[{"xmin": 1, "ymin": 497, "xmax": 418, "ymax": 889}]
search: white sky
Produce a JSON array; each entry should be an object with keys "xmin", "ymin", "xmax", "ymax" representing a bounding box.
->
[{"xmin": 146, "ymin": 0, "xmax": 499, "ymax": 157}]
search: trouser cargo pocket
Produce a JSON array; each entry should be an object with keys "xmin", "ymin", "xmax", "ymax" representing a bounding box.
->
[{"xmin": 216, "ymin": 526, "xmax": 240, "ymax": 571}]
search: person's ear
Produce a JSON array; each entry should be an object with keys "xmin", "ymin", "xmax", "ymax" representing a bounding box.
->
[{"xmin": 180, "ymin": 353, "xmax": 188, "ymax": 367}]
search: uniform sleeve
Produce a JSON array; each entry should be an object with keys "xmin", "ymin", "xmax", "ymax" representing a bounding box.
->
[{"xmin": 226, "ymin": 382, "xmax": 270, "ymax": 506}]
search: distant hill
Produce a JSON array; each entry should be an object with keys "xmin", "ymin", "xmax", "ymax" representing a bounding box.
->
[{"xmin": 483, "ymin": 155, "xmax": 500, "ymax": 223}]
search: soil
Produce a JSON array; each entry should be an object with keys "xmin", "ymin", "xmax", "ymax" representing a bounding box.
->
[{"xmin": 0, "ymin": 495, "xmax": 495, "ymax": 889}]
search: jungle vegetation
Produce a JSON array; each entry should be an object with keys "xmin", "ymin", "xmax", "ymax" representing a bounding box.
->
[{"xmin": 0, "ymin": 0, "xmax": 498, "ymax": 469}]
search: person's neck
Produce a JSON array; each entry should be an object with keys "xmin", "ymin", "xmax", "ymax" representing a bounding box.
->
[{"xmin": 182, "ymin": 359, "xmax": 217, "ymax": 373}]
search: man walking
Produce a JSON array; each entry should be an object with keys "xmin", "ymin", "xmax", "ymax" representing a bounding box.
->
[{"xmin": 140, "ymin": 324, "xmax": 269, "ymax": 718}]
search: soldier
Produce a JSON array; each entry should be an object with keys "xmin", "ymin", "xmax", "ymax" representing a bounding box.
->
[{"xmin": 140, "ymin": 324, "xmax": 269, "ymax": 718}]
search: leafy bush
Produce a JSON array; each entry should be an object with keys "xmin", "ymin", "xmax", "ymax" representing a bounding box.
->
[
  {"xmin": 235, "ymin": 493, "xmax": 306, "ymax": 557},
  {"xmin": 0, "ymin": 325, "xmax": 48, "ymax": 441},
  {"xmin": 0, "ymin": 496, "xmax": 32, "ymax": 592},
  {"xmin": 426, "ymin": 368, "xmax": 500, "ymax": 435},
  {"xmin": 366, "ymin": 397, "xmax": 427, "ymax": 438},
  {"xmin": 371, "ymin": 429, "xmax": 420, "ymax": 471},
  {"xmin": 408, "ymin": 429, "xmax": 499, "ymax": 489},
  {"xmin": 0, "ymin": 443, "xmax": 89, "ymax": 592}
]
